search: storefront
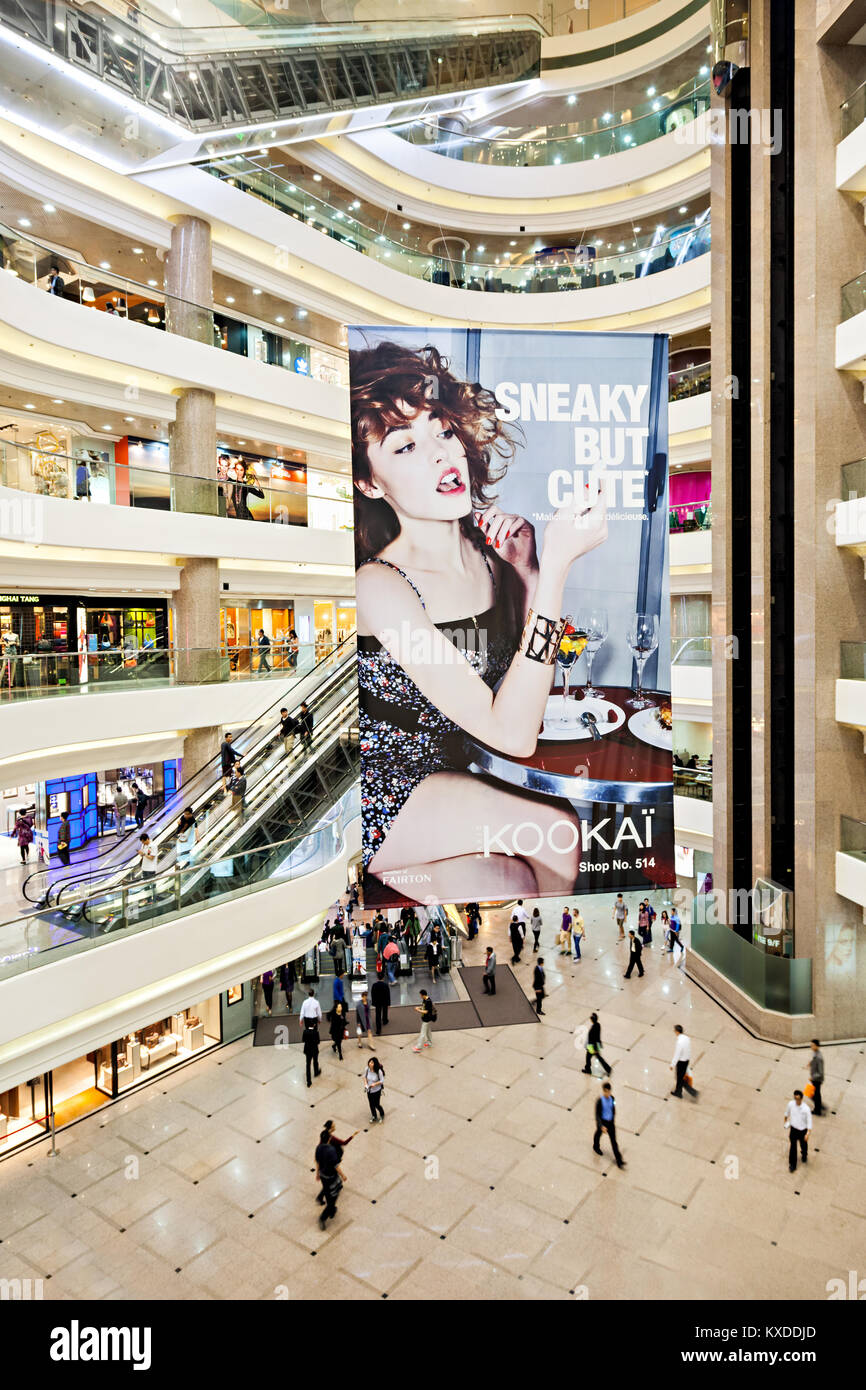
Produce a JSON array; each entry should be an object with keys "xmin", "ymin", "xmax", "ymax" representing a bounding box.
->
[
  {"xmin": 0, "ymin": 413, "xmax": 114, "ymax": 502},
  {"xmin": 0, "ymin": 990, "xmax": 241, "ymax": 1157},
  {"xmin": 40, "ymin": 758, "xmax": 180, "ymax": 851},
  {"xmin": 220, "ymin": 601, "xmax": 295, "ymax": 674},
  {"xmin": 306, "ymin": 468, "xmax": 354, "ymax": 532},
  {"xmin": 0, "ymin": 594, "xmax": 168, "ymax": 693},
  {"xmin": 122, "ymin": 437, "xmax": 308, "ymax": 525}
]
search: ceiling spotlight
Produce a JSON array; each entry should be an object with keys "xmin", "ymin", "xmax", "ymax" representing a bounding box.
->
[
  {"xmin": 297, "ymin": 308, "xmax": 308, "ymax": 318},
  {"xmin": 275, "ymin": 315, "xmax": 284, "ymax": 323},
  {"xmin": 602, "ymin": 112, "xmax": 612, "ymax": 122},
  {"xmin": 634, "ymin": 225, "xmax": 642, "ymax": 233},
  {"xmin": 132, "ymin": 246, "xmax": 144, "ymax": 254},
  {"xmin": 566, "ymin": 94, "xmax": 577, "ymax": 106},
  {"xmin": 252, "ymin": 288, "xmax": 262, "ymax": 295},
  {"xmin": 42, "ymin": 203, "xmax": 56, "ymax": 213},
  {"xmin": 18, "ymin": 217, "xmax": 31, "ymax": 228},
  {"xmin": 124, "ymin": 416, "xmax": 135, "ymax": 422},
  {"xmin": 99, "ymin": 261, "xmax": 111, "ymax": 269},
  {"xmin": 509, "ymin": 240, "xmax": 516, "ymax": 246},
  {"xmin": 477, "ymin": 244, "xmax": 485, "ymax": 252},
  {"xmin": 147, "ymin": 279, "xmax": 158, "ymax": 287},
  {"xmin": 700, "ymin": 65, "xmax": 709, "ymax": 76},
  {"xmin": 312, "ymin": 173, "xmax": 322, "ymax": 182},
  {"xmin": 402, "ymin": 221, "xmax": 411, "ymax": 230},
  {"xmin": 24, "ymin": 402, "xmax": 35, "ymax": 410},
  {"xmin": 350, "ymin": 200, "xmax": 360, "ymax": 210},
  {"xmin": 52, "ymin": 398, "xmax": 64, "ymax": 404},
  {"xmin": 553, "ymin": 155, "xmax": 562, "ymax": 163},
  {"xmin": 646, "ymin": 86, "xmax": 656, "ymax": 97},
  {"xmin": 102, "ymin": 424, "xmax": 112, "ymax": 431},
  {"xmin": 679, "ymin": 205, "xmax": 688, "ymax": 214},
  {"xmin": 226, "ymin": 295, "xmax": 235, "ymax": 303}
]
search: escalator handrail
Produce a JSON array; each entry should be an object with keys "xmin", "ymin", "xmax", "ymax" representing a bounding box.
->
[{"xmin": 21, "ymin": 634, "xmax": 357, "ymax": 904}]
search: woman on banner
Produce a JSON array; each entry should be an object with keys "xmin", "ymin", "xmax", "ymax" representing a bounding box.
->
[{"xmin": 351, "ymin": 340, "xmax": 608, "ymax": 902}]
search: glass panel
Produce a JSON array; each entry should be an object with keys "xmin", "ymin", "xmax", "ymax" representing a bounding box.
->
[
  {"xmin": 841, "ymin": 78, "xmax": 866, "ymax": 140},
  {"xmin": 840, "ymin": 815, "xmax": 866, "ymax": 861},
  {"xmin": 690, "ymin": 917, "xmax": 812, "ymax": 1015},
  {"xmin": 841, "ymin": 458, "xmax": 866, "ymax": 501},
  {"xmin": 841, "ymin": 271, "xmax": 866, "ymax": 323}
]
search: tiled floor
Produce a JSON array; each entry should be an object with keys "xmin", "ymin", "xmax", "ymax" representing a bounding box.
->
[{"xmin": 0, "ymin": 890, "xmax": 862, "ymax": 1301}]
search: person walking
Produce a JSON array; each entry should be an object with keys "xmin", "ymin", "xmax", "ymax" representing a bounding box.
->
[
  {"xmin": 14, "ymin": 809, "xmax": 34, "ymax": 864},
  {"xmin": 593, "ymin": 1082, "xmax": 625, "ymax": 1168},
  {"xmin": 644, "ymin": 898, "xmax": 656, "ymax": 948},
  {"xmin": 300, "ymin": 986, "xmax": 323, "ymax": 1028},
  {"xmin": 363, "ymin": 1057, "xmax": 386, "ymax": 1122},
  {"xmin": 531, "ymin": 906, "xmax": 542, "ymax": 953},
  {"xmin": 298, "ymin": 700, "xmax": 313, "ymax": 749},
  {"xmin": 256, "ymin": 628, "xmax": 271, "ymax": 675},
  {"xmin": 659, "ymin": 910, "xmax": 671, "ymax": 949},
  {"xmin": 331, "ymin": 931, "xmax": 347, "ymax": 977},
  {"xmin": 623, "ymin": 929, "xmax": 644, "ymax": 979},
  {"xmin": 56, "ymin": 810, "xmax": 72, "ymax": 867},
  {"xmin": 220, "ymin": 731, "xmax": 239, "ymax": 793},
  {"xmin": 637, "ymin": 901, "xmax": 650, "ymax": 947},
  {"xmin": 513, "ymin": 899, "xmax": 529, "ymax": 931},
  {"xmin": 533, "ymin": 957, "xmax": 546, "ymax": 1015},
  {"xmin": 383, "ymin": 937, "xmax": 400, "ymax": 984},
  {"xmin": 808, "ymin": 1040, "xmax": 824, "ymax": 1117},
  {"xmin": 413, "ymin": 989, "xmax": 435, "ymax": 1052},
  {"xmin": 302, "ymin": 1020, "xmax": 322, "ymax": 1089},
  {"xmin": 113, "ymin": 783, "xmax": 129, "ymax": 838},
  {"xmin": 482, "ymin": 946, "xmax": 497, "ymax": 994},
  {"xmin": 331, "ymin": 971, "xmax": 346, "ymax": 1009},
  {"xmin": 261, "ymin": 970, "xmax": 275, "ymax": 1016},
  {"xmin": 315, "ymin": 1128, "xmax": 344, "ymax": 1230},
  {"xmin": 558, "ymin": 905, "xmax": 572, "ymax": 955},
  {"xmin": 572, "ymin": 908, "xmax": 585, "ymax": 961},
  {"xmin": 279, "ymin": 706, "xmax": 297, "ymax": 756},
  {"xmin": 371, "ymin": 975, "xmax": 390, "ymax": 1035},
  {"xmin": 666, "ymin": 908, "xmax": 682, "ymax": 955},
  {"xmin": 784, "ymin": 1089, "xmax": 812, "ymax": 1173},
  {"xmin": 509, "ymin": 915, "xmax": 524, "ymax": 964},
  {"xmin": 280, "ymin": 961, "xmax": 295, "ymax": 1012},
  {"xmin": 132, "ymin": 781, "xmax": 147, "ymax": 828},
  {"xmin": 328, "ymin": 999, "xmax": 347, "ymax": 1060},
  {"xmin": 612, "ymin": 893, "xmax": 628, "ymax": 942},
  {"xmin": 355, "ymin": 990, "xmax": 373, "ymax": 1048},
  {"xmin": 583, "ymin": 1012, "xmax": 612, "ymax": 1076},
  {"xmin": 670, "ymin": 1024, "xmax": 698, "ymax": 1098},
  {"xmin": 316, "ymin": 1121, "xmax": 358, "ymax": 1206},
  {"xmin": 426, "ymin": 924, "xmax": 443, "ymax": 980}
]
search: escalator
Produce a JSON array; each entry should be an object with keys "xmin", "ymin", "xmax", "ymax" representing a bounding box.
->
[{"xmin": 22, "ymin": 635, "xmax": 358, "ymax": 909}]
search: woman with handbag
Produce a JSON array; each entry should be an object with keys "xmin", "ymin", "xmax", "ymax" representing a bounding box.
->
[
  {"xmin": 583, "ymin": 1012, "xmax": 612, "ymax": 1077},
  {"xmin": 363, "ymin": 1057, "xmax": 386, "ymax": 1122},
  {"xmin": 328, "ymin": 999, "xmax": 348, "ymax": 1060}
]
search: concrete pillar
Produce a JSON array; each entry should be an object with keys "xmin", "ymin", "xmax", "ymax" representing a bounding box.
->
[
  {"xmin": 174, "ymin": 556, "xmax": 222, "ymax": 687},
  {"xmin": 171, "ymin": 387, "xmax": 218, "ymax": 517},
  {"xmin": 181, "ymin": 725, "xmax": 222, "ymax": 782},
  {"xmin": 165, "ymin": 214, "xmax": 213, "ymax": 343}
]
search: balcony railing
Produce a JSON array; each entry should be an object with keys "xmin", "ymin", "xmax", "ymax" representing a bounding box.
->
[
  {"xmin": 840, "ymin": 642, "xmax": 866, "ymax": 681},
  {"xmin": 673, "ymin": 766, "xmax": 712, "ymax": 801},
  {"xmin": 841, "ymin": 269, "xmax": 866, "ymax": 323},
  {"xmin": 392, "ymin": 74, "xmax": 712, "ymax": 168},
  {"xmin": 0, "ymin": 439, "xmax": 353, "ymax": 532},
  {"xmin": 840, "ymin": 814, "xmax": 866, "ymax": 863},
  {"xmin": 841, "ymin": 77, "xmax": 866, "ymax": 140},
  {"xmin": 0, "ymin": 642, "xmax": 347, "ymax": 703},
  {"xmin": 841, "ymin": 457, "xmax": 866, "ymax": 501},
  {"xmin": 670, "ymin": 500, "xmax": 711, "ymax": 532},
  {"xmin": 669, "ymin": 361, "xmax": 710, "ymax": 401},
  {"xmin": 203, "ymin": 158, "xmax": 712, "ymax": 293},
  {"xmin": 672, "ymin": 635, "xmax": 712, "ymax": 666},
  {"xmin": 690, "ymin": 916, "xmax": 812, "ymax": 1014},
  {"xmin": 0, "ymin": 223, "xmax": 347, "ymax": 386}
]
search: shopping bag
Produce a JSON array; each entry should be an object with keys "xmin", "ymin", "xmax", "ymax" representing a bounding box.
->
[
  {"xmin": 804, "ymin": 1082, "xmax": 815, "ymax": 1099},
  {"xmin": 590, "ymin": 1055, "xmax": 605, "ymax": 1078}
]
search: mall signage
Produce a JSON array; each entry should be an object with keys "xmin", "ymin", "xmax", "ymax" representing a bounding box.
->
[{"xmin": 349, "ymin": 327, "xmax": 675, "ymax": 908}]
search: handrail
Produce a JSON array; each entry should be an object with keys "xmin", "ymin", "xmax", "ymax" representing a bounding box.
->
[
  {"xmin": 203, "ymin": 159, "xmax": 713, "ymax": 293},
  {"xmin": 0, "ymin": 438, "xmax": 352, "ymax": 528},
  {"xmin": 20, "ymin": 634, "xmax": 357, "ymax": 903},
  {"xmin": 671, "ymin": 635, "xmax": 712, "ymax": 664},
  {"xmin": 392, "ymin": 74, "xmax": 712, "ymax": 167},
  {"xmin": 0, "ymin": 221, "xmax": 347, "ymax": 382},
  {"xmin": 0, "ymin": 787, "xmax": 361, "ymax": 981}
]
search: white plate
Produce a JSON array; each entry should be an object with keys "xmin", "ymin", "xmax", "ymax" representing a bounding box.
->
[
  {"xmin": 540, "ymin": 695, "xmax": 626, "ymax": 742},
  {"xmin": 627, "ymin": 706, "xmax": 673, "ymax": 749}
]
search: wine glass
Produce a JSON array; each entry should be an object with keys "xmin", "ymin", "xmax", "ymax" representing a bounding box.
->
[
  {"xmin": 556, "ymin": 624, "xmax": 587, "ymax": 722},
  {"xmin": 626, "ymin": 613, "xmax": 659, "ymax": 709},
  {"xmin": 578, "ymin": 607, "xmax": 608, "ymax": 699}
]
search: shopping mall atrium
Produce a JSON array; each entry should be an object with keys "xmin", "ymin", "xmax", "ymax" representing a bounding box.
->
[{"xmin": 0, "ymin": 0, "xmax": 862, "ymax": 1324}]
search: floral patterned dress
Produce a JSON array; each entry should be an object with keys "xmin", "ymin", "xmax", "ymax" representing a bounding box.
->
[{"xmin": 357, "ymin": 556, "xmax": 518, "ymax": 869}]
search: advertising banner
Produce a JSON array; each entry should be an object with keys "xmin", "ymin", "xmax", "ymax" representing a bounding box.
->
[{"xmin": 349, "ymin": 327, "xmax": 674, "ymax": 908}]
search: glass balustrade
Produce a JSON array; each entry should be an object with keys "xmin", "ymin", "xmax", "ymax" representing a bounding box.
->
[
  {"xmin": 840, "ymin": 643, "xmax": 866, "ymax": 681},
  {"xmin": 392, "ymin": 75, "xmax": 712, "ymax": 168},
  {"xmin": 0, "ymin": 786, "xmax": 361, "ymax": 983},
  {"xmin": 841, "ymin": 458, "xmax": 866, "ymax": 501},
  {"xmin": 841, "ymin": 77, "xmax": 866, "ymax": 140},
  {"xmin": 0, "ymin": 223, "xmax": 347, "ymax": 386},
  {"xmin": 673, "ymin": 766, "xmax": 712, "ymax": 802},
  {"xmin": 841, "ymin": 270, "xmax": 866, "ymax": 322},
  {"xmin": 690, "ymin": 913, "xmax": 812, "ymax": 1015},
  {"xmin": 669, "ymin": 361, "xmax": 711, "ymax": 400},
  {"xmin": 0, "ymin": 641, "xmax": 346, "ymax": 702},
  {"xmin": 840, "ymin": 814, "xmax": 866, "ymax": 863},
  {"xmin": 203, "ymin": 159, "xmax": 712, "ymax": 293},
  {"xmin": 669, "ymin": 501, "xmax": 712, "ymax": 533},
  {"xmin": 0, "ymin": 438, "xmax": 352, "ymax": 531},
  {"xmin": 672, "ymin": 636, "xmax": 712, "ymax": 665}
]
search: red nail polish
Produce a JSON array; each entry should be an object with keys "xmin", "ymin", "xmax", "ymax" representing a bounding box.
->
[
  {"xmin": 495, "ymin": 540, "xmax": 500, "ymax": 548},
  {"xmin": 485, "ymin": 536, "xmax": 491, "ymax": 545}
]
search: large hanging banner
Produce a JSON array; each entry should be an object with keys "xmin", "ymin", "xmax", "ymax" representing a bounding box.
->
[{"xmin": 350, "ymin": 328, "xmax": 674, "ymax": 908}]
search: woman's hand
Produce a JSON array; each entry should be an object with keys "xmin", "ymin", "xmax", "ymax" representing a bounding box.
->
[
  {"xmin": 541, "ymin": 489, "xmax": 608, "ymax": 576},
  {"xmin": 475, "ymin": 506, "xmax": 538, "ymax": 578}
]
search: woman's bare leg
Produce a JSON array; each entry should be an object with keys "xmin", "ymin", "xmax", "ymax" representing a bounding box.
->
[{"xmin": 368, "ymin": 772, "xmax": 580, "ymax": 897}]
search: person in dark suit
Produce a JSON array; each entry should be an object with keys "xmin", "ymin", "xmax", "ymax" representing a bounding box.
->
[
  {"xmin": 509, "ymin": 915, "xmax": 524, "ymax": 964},
  {"xmin": 593, "ymin": 1082, "xmax": 625, "ymax": 1168},
  {"xmin": 302, "ymin": 1021, "xmax": 321, "ymax": 1088},
  {"xmin": 624, "ymin": 929, "xmax": 644, "ymax": 979},
  {"xmin": 583, "ymin": 1012, "xmax": 612, "ymax": 1076},
  {"xmin": 370, "ymin": 976, "xmax": 390, "ymax": 1035},
  {"xmin": 532, "ymin": 957, "xmax": 546, "ymax": 1015}
]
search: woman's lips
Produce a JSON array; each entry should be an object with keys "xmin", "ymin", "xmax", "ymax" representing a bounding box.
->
[{"xmin": 436, "ymin": 467, "xmax": 465, "ymax": 494}]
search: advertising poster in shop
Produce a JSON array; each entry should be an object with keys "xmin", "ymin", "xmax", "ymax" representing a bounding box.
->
[{"xmin": 349, "ymin": 327, "xmax": 674, "ymax": 908}]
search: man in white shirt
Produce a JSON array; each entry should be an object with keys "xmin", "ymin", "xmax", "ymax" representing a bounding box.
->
[
  {"xmin": 670, "ymin": 1024, "xmax": 698, "ymax": 1098},
  {"xmin": 137, "ymin": 833, "xmax": 158, "ymax": 905},
  {"xmin": 300, "ymin": 988, "xmax": 323, "ymax": 1026},
  {"xmin": 784, "ymin": 1090, "xmax": 812, "ymax": 1172},
  {"xmin": 513, "ymin": 899, "xmax": 529, "ymax": 928}
]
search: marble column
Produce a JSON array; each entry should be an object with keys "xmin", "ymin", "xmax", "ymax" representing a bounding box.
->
[
  {"xmin": 174, "ymin": 556, "xmax": 222, "ymax": 688},
  {"xmin": 165, "ymin": 214, "xmax": 213, "ymax": 343},
  {"xmin": 181, "ymin": 725, "xmax": 222, "ymax": 781}
]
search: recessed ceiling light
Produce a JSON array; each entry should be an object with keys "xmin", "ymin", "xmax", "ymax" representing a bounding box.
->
[
  {"xmin": 634, "ymin": 226, "xmax": 642, "ymax": 233},
  {"xmin": 147, "ymin": 279, "xmax": 158, "ymax": 287},
  {"xmin": 297, "ymin": 308, "xmax": 308, "ymax": 318},
  {"xmin": 24, "ymin": 402, "xmax": 35, "ymax": 409},
  {"xmin": 99, "ymin": 261, "xmax": 111, "ymax": 269},
  {"xmin": 509, "ymin": 240, "xmax": 516, "ymax": 246},
  {"xmin": 226, "ymin": 296, "xmax": 235, "ymax": 303},
  {"xmin": 593, "ymin": 153, "xmax": 600, "ymax": 160},
  {"xmin": 42, "ymin": 203, "xmax": 56, "ymax": 213},
  {"xmin": 652, "ymin": 101, "xmax": 661, "ymax": 111},
  {"xmin": 132, "ymin": 246, "xmax": 144, "ymax": 254},
  {"xmin": 602, "ymin": 112, "xmax": 612, "ymax": 122},
  {"xmin": 618, "ymin": 244, "xmax": 625, "ymax": 252},
  {"xmin": 52, "ymin": 398, "xmax": 64, "ymax": 404},
  {"xmin": 252, "ymin": 288, "xmax": 262, "ymax": 295},
  {"xmin": 656, "ymin": 225, "xmax": 665, "ymax": 233},
  {"xmin": 477, "ymin": 244, "xmax": 485, "ymax": 252},
  {"xmin": 566, "ymin": 94, "xmax": 577, "ymax": 105},
  {"xmin": 18, "ymin": 218, "xmax": 31, "ymax": 228},
  {"xmin": 124, "ymin": 416, "xmax": 135, "ymax": 422},
  {"xmin": 237, "ymin": 440, "xmax": 246, "ymax": 445},
  {"xmin": 679, "ymin": 205, "xmax": 688, "ymax": 214},
  {"xmin": 102, "ymin": 424, "xmax": 112, "ymax": 431},
  {"xmin": 350, "ymin": 200, "xmax": 360, "ymax": 210},
  {"xmin": 312, "ymin": 173, "xmax": 322, "ymax": 182},
  {"xmin": 402, "ymin": 222, "xmax": 411, "ymax": 230},
  {"xmin": 646, "ymin": 86, "xmax": 656, "ymax": 97},
  {"xmin": 700, "ymin": 66, "xmax": 709, "ymax": 76},
  {"xmin": 276, "ymin": 315, "xmax": 284, "ymax": 323}
]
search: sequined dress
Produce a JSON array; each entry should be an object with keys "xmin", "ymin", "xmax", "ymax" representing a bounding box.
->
[{"xmin": 357, "ymin": 555, "xmax": 519, "ymax": 868}]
